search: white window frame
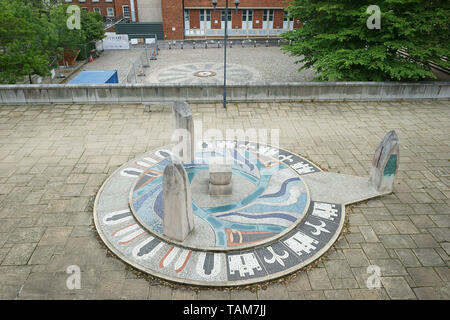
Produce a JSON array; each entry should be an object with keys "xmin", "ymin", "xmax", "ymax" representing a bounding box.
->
[
  {"xmin": 122, "ymin": 5, "xmax": 130, "ymax": 18},
  {"xmin": 107, "ymin": 7, "xmax": 114, "ymax": 17}
]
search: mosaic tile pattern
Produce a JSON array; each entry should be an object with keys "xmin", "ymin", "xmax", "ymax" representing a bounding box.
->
[
  {"xmin": 93, "ymin": 141, "xmax": 345, "ymax": 286},
  {"xmin": 129, "ymin": 141, "xmax": 311, "ymax": 249}
]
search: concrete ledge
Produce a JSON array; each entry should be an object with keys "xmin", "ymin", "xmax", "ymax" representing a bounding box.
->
[{"xmin": 0, "ymin": 82, "xmax": 448, "ymax": 105}]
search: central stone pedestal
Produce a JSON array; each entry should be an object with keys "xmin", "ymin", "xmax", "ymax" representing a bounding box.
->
[{"xmin": 209, "ymin": 163, "xmax": 233, "ymax": 196}]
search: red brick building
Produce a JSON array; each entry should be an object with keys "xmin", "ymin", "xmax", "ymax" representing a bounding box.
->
[
  {"xmin": 64, "ymin": 0, "xmax": 140, "ymax": 21},
  {"xmin": 161, "ymin": 0, "xmax": 302, "ymax": 40}
]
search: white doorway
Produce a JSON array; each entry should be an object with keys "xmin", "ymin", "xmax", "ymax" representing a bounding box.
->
[
  {"xmin": 283, "ymin": 11, "xmax": 294, "ymax": 30},
  {"xmin": 221, "ymin": 10, "xmax": 232, "ymax": 30},
  {"xmin": 200, "ymin": 9, "xmax": 211, "ymax": 31},
  {"xmin": 263, "ymin": 9, "xmax": 274, "ymax": 30},
  {"xmin": 184, "ymin": 9, "xmax": 190, "ymax": 30},
  {"xmin": 242, "ymin": 9, "xmax": 253, "ymax": 30}
]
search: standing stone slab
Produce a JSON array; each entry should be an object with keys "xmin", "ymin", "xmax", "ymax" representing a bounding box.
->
[
  {"xmin": 172, "ymin": 101, "xmax": 195, "ymax": 163},
  {"xmin": 162, "ymin": 160, "xmax": 194, "ymax": 241},
  {"xmin": 369, "ymin": 130, "xmax": 399, "ymax": 193}
]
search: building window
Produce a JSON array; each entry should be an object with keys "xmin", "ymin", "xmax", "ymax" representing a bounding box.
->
[
  {"xmin": 221, "ymin": 10, "xmax": 231, "ymax": 21},
  {"xmin": 122, "ymin": 5, "xmax": 130, "ymax": 18},
  {"xmin": 199, "ymin": 9, "xmax": 211, "ymax": 22},
  {"xmin": 107, "ymin": 7, "xmax": 114, "ymax": 17},
  {"xmin": 263, "ymin": 9, "xmax": 274, "ymax": 21},
  {"xmin": 248, "ymin": 10, "xmax": 253, "ymax": 21},
  {"xmin": 284, "ymin": 11, "xmax": 289, "ymax": 21},
  {"xmin": 92, "ymin": 0, "xmax": 99, "ymax": 3},
  {"xmin": 242, "ymin": 10, "xmax": 246, "ymax": 21},
  {"xmin": 93, "ymin": 8, "xmax": 100, "ymax": 14},
  {"xmin": 81, "ymin": 7, "xmax": 87, "ymax": 11},
  {"xmin": 184, "ymin": 9, "xmax": 189, "ymax": 22}
]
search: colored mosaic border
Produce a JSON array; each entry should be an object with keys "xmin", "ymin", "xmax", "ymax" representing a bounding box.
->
[{"xmin": 93, "ymin": 141, "xmax": 345, "ymax": 286}]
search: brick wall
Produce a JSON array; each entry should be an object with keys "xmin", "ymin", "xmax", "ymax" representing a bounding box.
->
[
  {"xmin": 115, "ymin": 0, "xmax": 139, "ymax": 21},
  {"xmin": 72, "ymin": 0, "xmax": 138, "ymax": 21},
  {"xmin": 252, "ymin": 9, "xmax": 263, "ymax": 29},
  {"xmin": 161, "ymin": 0, "xmax": 184, "ymax": 39},
  {"xmin": 211, "ymin": 10, "xmax": 221, "ymax": 29},
  {"xmin": 113, "ymin": 0, "xmax": 139, "ymax": 22},
  {"xmin": 293, "ymin": 18, "xmax": 303, "ymax": 29},
  {"xmin": 232, "ymin": 10, "xmax": 242, "ymax": 29},
  {"xmin": 273, "ymin": 9, "xmax": 284, "ymax": 29},
  {"xmin": 72, "ymin": 0, "xmax": 114, "ymax": 17},
  {"xmin": 190, "ymin": 10, "xmax": 201, "ymax": 29}
]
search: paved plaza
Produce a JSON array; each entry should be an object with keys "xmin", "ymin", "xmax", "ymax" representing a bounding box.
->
[
  {"xmin": 0, "ymin": 100, "xmax": 449, "ymax": 299},
  {"xmin": 74, "ymin": 46, "xmax": 315, "ymax": 83}
]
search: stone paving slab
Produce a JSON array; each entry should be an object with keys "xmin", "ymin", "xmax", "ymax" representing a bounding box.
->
[{"xmin": 0, "ymin": 100, "xmax": 449, "ymax": 299}]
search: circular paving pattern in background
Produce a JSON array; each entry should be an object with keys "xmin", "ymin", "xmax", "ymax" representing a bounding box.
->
[
  {"xmin": 154, "ymin": 63, "xmax": 257, "ymax": 84},
  {"xmin": 94, "ymin": 141, "xmax": 345, "ymax": 286}
]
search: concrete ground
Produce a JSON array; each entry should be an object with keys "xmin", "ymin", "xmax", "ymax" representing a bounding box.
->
[
  {"xmin": 75, "ymin": 46, "xmax": 315, "ymax": 84},
  {"xmin": 0, "ymin": 100, "xmax": 449, "ymax": 300}
]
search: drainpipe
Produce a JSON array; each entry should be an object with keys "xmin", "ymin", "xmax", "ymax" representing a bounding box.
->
[
  {"xmin": 182, "ymin": 0, "xmax": 185, "ymax": 40},
  {"xmin": 130, "ymin": 0, "xmax": 136, "ymax": 22}
]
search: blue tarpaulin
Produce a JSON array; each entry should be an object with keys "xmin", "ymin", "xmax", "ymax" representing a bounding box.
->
[{"xmin": 69, "ymin": 70, "xmax": 119, "ymax": 84}]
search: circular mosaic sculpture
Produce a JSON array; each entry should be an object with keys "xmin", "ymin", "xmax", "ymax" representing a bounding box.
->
[{"xmin": 94, "ymin": 141, "xmax": 345, "ymax": 286}]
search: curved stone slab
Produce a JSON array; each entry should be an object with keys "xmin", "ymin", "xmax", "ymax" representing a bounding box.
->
[
  {"xmin": 162, "ymin": 160, "xmax": 194, "ymax": 242},
  {"xmin": 172, "ymin": 101, "xmax": 195, "ymax": 163},
  {"xmin": 369, "ymin": 130, "xmax": 399, "ymax": 193}
]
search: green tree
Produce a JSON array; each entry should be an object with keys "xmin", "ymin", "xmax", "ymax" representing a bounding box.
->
[
  {"xmin": 0, "ymin": 1, "xmax": 105, "ymax": 84},
  {"xmin": 0, "ymin": 0, "xmax": 56, "ymax": 84},
  {"xmin": 82, "ymin": 11, "xmax": 105, "ymax": 43},
  {"xmin": 49, "ymin": 4, "xmax": 105, "ymax": 61},
  {"xmin": 283, "ymin": 0, "xmax": 450, "ymax": 81}
]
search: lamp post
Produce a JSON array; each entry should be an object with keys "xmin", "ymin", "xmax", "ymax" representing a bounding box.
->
[{"xmin": 212, "ymin": 0, "xmax": 240, "ymax": 108}]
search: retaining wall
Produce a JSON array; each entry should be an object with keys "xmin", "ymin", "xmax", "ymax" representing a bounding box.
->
[{"xmin": 0, "ymin": 82, "xmax": 449, "ymax": 105}]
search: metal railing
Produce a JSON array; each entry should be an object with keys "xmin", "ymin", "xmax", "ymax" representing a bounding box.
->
[{"xmin": 125, "ymin": 34, "xmax": 159, "ymax": 83}]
